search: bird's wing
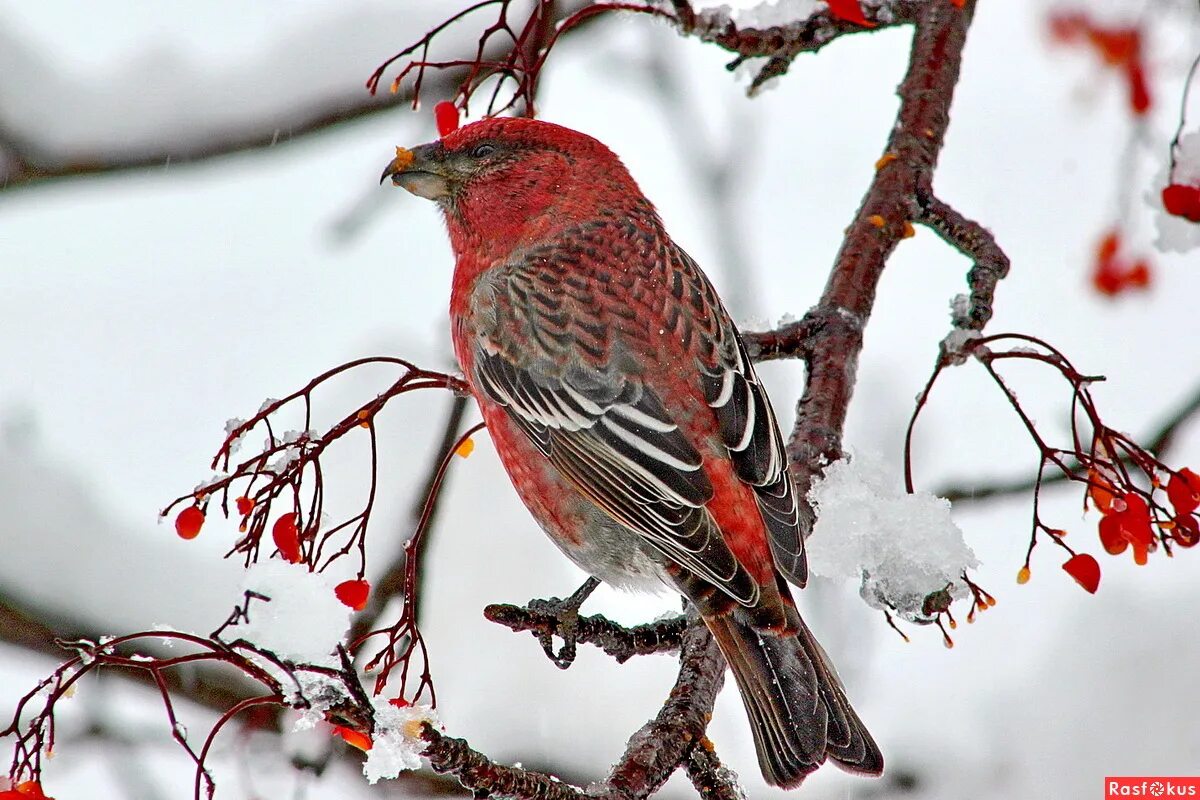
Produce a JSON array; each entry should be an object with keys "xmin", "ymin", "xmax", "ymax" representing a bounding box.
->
[
  {"xmin": 468, "ymin": 217, "xmax": 804, "ymax": 601},
  {"xmin": 473, "ymin": 340, "xmax": 760, "ymax": 605},
  {"xmin": 697, "ymin": 313, "xmax": 807, "ymax": 588}
]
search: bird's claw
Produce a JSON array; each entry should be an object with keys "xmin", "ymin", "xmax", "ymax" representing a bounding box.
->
[{"xmin": 527, "ymin": 577, "xmax": 600, "ymax": 670}]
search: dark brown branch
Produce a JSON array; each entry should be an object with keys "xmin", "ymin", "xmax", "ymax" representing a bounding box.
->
[
  {"xmin": 742, "ymin": 317, "xmax": 818, "ymax": 363},
  {"xmin": 424, "ymin": 615, "xmax": 724, "ymax": 800},
  {"xmin": 0, "ymin": 593, "xmax": 279, "ymax": 732},
  {"xmin": 671, "ymin": 0, "xmax": 924, "ymax": 94},
  {"xmin": 683, "ymin": 738, "xmax": 745, "ymax": 800},
  {"xmin": 0, "ymin": 93, "xmax": 415, "ymax": 195},
  {"xmin": 601, "ymin": 617, "xmax": 725, "ymax": 800},
  {"xmin": 916, "ymin": 192, "xmax": 1010, "ymax": 330},
  {"xmin": 483, "ymin": 603, "xmax": 686, "ymax": 664},
  {"xmin": 785, "ymin": 0, "xmax": 979, "ymax": 522},
  {"xmin": 421, "ymin": 724, "xmax": 588, "ymax": 800}
]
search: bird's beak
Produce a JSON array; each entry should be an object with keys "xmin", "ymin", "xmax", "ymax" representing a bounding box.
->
[{"xmin": 381, "ymin": 141, "xmax": 453, "ymax": 202}]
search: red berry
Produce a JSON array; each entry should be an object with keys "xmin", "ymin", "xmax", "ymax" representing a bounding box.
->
[
  {"xmin": 1097, "ymin": 493, "xmax": 1155, "ymax": 564},
  {"xmin": 332, "ymin": 725, "xmax": 372, "ymax": 752},
  {"xmin": 1125, "ymin": 260, "xmax": 1150, "ymax": 288},
  {"xmin": 1061, "ymin": 553, "xmax": 1101, "ymax": 594},
  {"xmin": 1166, "ymin": 468, "xmax": 1200, "ymax": 516},
  {"xmin": 1096, "ymin": 230, "xmax": 1120, "ymax": 263},
  {"xmin": 272, "ymin": 513, "xmax": 301, "ymax": 563},
  {"xmin": 434, "ymin": 101, "xmax": 459, "ymax": 138},
  {"xmin": 1162, "ymin": 184, "xmax": 1200, "ymax": 222},
  {"xmin": 1047, "ymin": 12, "xmax": 1087, "ymax": 43},
  {"xmin": 335, "ymin": 579, "xmax": 371, "ymax": 611},
  {"xmin": 1126, "ymin": 60, "xmax": 1151, "ymax": 115},
  {"xmin": 175, "ymin": 506, "xmax": 205, "ymax": 540},
  {"xmin": 825, "ymin": 0, "xmax": 874, "ymax": 27},
  {"xmin": 1091, "ymin": 265, "xmax": 1123, "ymax": 296},
  {"xmin": 1172, "ymin": 514, "xmax": 1199, "ymax": 547},
  {"xmin": 235, "ymin": 496, "xmax": 254, "ymax": 516}
]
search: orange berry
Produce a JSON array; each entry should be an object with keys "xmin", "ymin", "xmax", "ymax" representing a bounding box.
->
[
  {"xmin": 335, "ymin": 579, "xmax": 371, "ymax": 611},
  {"xmin": 272, "ymin": 513, "xmax": 301, "ymax": 563},
  {"xmin": 175, "ymin": 506, "xmax": 205, "ymax": 540},
  {"xmin": 1062, "ymin": 553, "xmax": 1101, "ymax": 594}
]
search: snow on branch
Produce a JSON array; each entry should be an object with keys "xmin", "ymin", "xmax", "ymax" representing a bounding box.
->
[{"xmin": 807, "ymin": 452, "xmax": 984, "ymax": 645}]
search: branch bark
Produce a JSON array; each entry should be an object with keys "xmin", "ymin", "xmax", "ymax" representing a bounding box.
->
[{"xmin": 774, "ymin": 0, "xmax": 982, "ymax": 529}]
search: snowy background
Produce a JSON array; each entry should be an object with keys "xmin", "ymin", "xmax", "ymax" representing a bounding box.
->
[{"xmin": 1, "ymin": 0, "xmax": 1198, "ymax": 797}]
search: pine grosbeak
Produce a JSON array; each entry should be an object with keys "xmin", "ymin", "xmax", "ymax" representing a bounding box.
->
[{"xmin": 383, "ymin": 117, "xmax": 882, "ymax": 788}]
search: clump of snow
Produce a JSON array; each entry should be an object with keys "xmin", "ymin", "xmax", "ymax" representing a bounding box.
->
[
  {"xmin": 692, "ymin": 0, "xmax": 821, "ymax": 28},
  {"xmin": 949, "ymin": 293, "xmax": 971, "ymax": 325},
  {"xmin": 940, "ymin": 327, "xmax": 983, "ymax": 365},
  {"xmin": 363, "ymin": 700, "xmax": 441, "ymax": 783},
  {"xmin": 289, "ymin": 671, "xmax": 351, "ymax": 723},
  {"xmin": 1148, "ymin": 131, "xmax": 1200, "ymax": 254},
  {"xmin": 807, "ymin": 451, "xmax": 979, "ymax": 622},
  {"xmin": 192, "ymin": 473, "xmax": 229, "ymax": 496},
  {"xmin": 223, "ymin": 416, "xmax": 247, "ymax": 455},
  {"xmin": 235, "ymin": 561, "xmax": 351, "ymax": 665}
]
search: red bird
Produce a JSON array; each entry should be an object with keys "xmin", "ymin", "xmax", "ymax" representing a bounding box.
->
[{"xmin": 383, "ymin": 117, "xmax": 883, "ymax": 788}]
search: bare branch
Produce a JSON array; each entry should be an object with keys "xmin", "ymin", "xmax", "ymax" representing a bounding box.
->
[
  {"xmin": 484, "ymin": 602, "xmax": 686, "ymax": 664},
  {"xmin": 602, "ymin": 617, "xmax": 725, "ymax": 800},
  {"xmin": 0, "ymin": 94, "xmax": 414, "ymax": 196},
  {"xmin": 915, "ymin": 191, "xmax": 1010, "ymax": 330},
  {"xmin": 420, "ymin": 724, "xmax": 588, "ymax": 800},
  {"xmin": 670, "ymin": 0, "xmax": 924, "ymax": 94},
  {"xmin": 785, "ymin": 0, "xmax": 981, "ymax": 520},
  {"xmin": 683, "ymin": 739, "xmax": 745, "ymax": 800}
]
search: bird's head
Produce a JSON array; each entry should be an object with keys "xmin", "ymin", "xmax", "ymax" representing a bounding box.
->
[{"xmin": 382, "ymin": 117, "xmax": 647, "ymax": 250}]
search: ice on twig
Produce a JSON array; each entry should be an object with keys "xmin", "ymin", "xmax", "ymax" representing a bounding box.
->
[
  {"xmin": 363, "ymin": 700, "xmax": 441, "ymax": 783},
  {"xmin": 940, "ymin": 327, "xmax": 983, "ymax": 365}
]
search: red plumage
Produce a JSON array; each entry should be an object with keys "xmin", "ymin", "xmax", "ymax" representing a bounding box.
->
[{"xmin": 384, "ymin": 116, "xmax": 883, "ymax": 787}]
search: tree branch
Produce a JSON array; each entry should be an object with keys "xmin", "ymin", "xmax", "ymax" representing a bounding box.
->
[
  {"xmin": 483, "ymin": 602, "xmax": 686, "ymax": 664},
  {"xmin": 0, "ymin": 94, "xmax": 415, "ymax": 195},
  {"xmin": 915, "ymin": 191, "xmax": 1010, "ymax": 330},
  {"xmin": 683, "ymin": 739, "xmax": 745, "ymax": 800},
  {"xmin": 601, "ymin": 617, "xmax": 726, "ymax": 800},
  {"xmin": 670, "ymin": 0, "xmax": 924, "ymax": 94},
  {"xmin": 0, "ymin": 593, "xmax": 277, "ymax": 731},
  {"xmin": 348, "ymin": 394, "xmax": 469, "ymax": 647},
  {"xmin": 0, "ymin": 3, "xmax": 598, "ymax": 196},
  {"xmin": 782, "ymin": 0, "xmax": 982, "ymax": 526}
]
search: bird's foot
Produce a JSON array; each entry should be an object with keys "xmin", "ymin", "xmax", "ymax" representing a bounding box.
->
[{"xmin": 526, "ymin": 577, "xmax": 601, "ymax": 669}]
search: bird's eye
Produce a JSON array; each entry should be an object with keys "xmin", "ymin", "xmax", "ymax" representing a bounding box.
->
[{"xmin": 470, "ymin": 143, "xmax": 496, "ymax": 159}]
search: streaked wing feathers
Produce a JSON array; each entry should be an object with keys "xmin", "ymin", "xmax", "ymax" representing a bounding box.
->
[
  {"xmin": 702, "ymin": 334, "xmax": 807, "ymax": 587},
  {"xmin": 475, "ymin": 348, "xmax": 760, "ymax": 605}
]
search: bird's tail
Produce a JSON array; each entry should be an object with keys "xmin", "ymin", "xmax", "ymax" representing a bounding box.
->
[{"xmin": 704, "ymin": 610, "xmax": 884, "ymax": 788}]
